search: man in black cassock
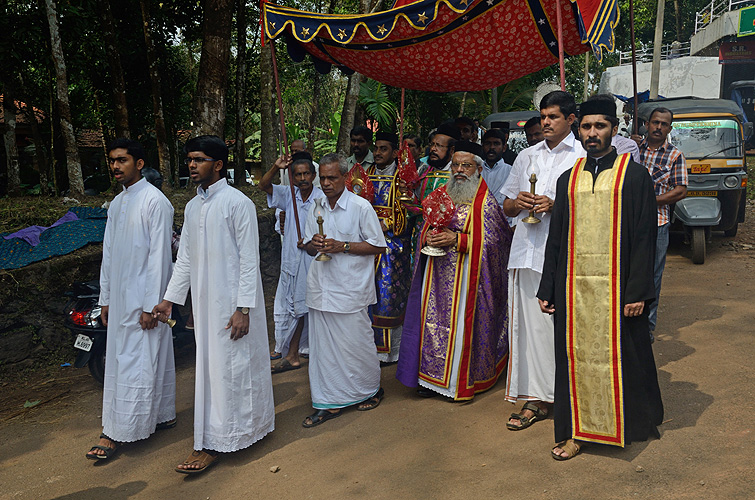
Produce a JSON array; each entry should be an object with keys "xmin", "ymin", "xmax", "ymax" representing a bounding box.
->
[{"xmin": 537, "ymin": 94, "xmax": 664, "ymax": 461}]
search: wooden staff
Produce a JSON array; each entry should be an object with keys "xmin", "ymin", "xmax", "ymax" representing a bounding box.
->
[{"xmin": 270, "ymin": 37, "xmax": 302, "ymax": 240}]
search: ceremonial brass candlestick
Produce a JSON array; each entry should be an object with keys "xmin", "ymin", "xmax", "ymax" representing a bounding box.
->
[
  {"xmin": 315, "ymin": 215, "xmax": 332, "ymax": 261},
  {"xmin": 521, "ymin": 172, "xmax": 541, "ymax": 224}
]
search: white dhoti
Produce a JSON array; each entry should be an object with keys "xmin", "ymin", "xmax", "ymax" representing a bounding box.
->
[
  {"xmin": 308, "ymin": 308, "xmax": 381, "ymax": 409},
  {"xmin": 505, "ymin": 268, "xmax": 555, "ymax": 403},
  {"xmin": 273, "ymin": 269, "xmax": 309, "ymax": 356},
  {"xmin": 102, "ymin": 316, "xmax": 176, "ymax": 443}
]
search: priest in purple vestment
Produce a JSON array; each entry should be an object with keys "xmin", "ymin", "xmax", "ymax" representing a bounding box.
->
[{"xmin": 396, "ymin": 141, "xmax": 512, "ymax": 400}]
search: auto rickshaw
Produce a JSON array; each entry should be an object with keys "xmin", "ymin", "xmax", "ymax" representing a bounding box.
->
[{"xmin": 637, "ymin": 97, "xmax": 750, "ymax": 264}]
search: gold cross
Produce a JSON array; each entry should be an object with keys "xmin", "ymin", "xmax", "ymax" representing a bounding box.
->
[
  {"xmin": 338, "ymin": 28, "xmax": 347, "ymax": 39},
  {"xmin": 269, "ymin": 21, "xmax": 276, "ymax": 30}
]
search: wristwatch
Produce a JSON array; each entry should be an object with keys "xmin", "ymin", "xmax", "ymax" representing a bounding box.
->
[
  {"xmin": 343, "ymin": 242, "xmax": 351, "ymax": 253},
  {"xmin": 237, "ymin": 307, "xmax": 250, "ymax": 315}
]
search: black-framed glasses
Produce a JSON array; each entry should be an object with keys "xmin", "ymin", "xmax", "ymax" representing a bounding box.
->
[{"xmin": 184, "ymin": 157, "xmax": 217, "ymax": 165}]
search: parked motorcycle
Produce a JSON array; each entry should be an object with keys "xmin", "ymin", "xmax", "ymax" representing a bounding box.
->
[{"xmin": 64, "ymin": 280, "xmax": 193, "ymax": 384}]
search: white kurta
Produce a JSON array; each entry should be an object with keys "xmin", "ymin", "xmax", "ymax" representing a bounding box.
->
[
  {"xmin": 99, "ymin": 178, "xmax": 176, "ymax": 442},
  {"xmin": 268, "ymin": 185, "xmax": 323, "ymax": 355},
  {"xmin": 163, "ymin": 179, "xmax": 274, "ymax": 452},
  {"xmin": 304, "ymin": 190, "xmax": 386, "ymax": 409},
  {"xmin": 500, "ymin": 134, "xmax": 585, "ymax": 405}
]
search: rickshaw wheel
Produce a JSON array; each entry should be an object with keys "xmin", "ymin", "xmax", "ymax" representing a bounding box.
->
[
  {"xmin": 724, "ymin": 223, "xmax": 738, "ymax": 237},
  {"xmin": 691, "ymin": 227, "xmax": 706, "ymax": 265}
]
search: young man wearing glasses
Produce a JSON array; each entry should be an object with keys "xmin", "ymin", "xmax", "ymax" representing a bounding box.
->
[{"xmin": 153, "ymin": 135, "xmax": 274, "ymax": 474}]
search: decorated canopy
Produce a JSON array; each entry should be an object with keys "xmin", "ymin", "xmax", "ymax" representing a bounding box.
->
[{"xmin": 262, "ymin": 0, "xmax": 619, "ymax": 92}]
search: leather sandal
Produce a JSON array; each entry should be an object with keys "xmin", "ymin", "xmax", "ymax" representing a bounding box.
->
[
  {"xmin": 506, "ymin": 401, "xmax": 548, "ymax": 430},
  {"xmin": 175, "ymin": 449, "xmax": 219, "ymax": 474},
  {"xmin": 551, "ymin": 439, "xmax": 582, "ymax": 461},
  {"xmin": 86, "ymin": 433, "xmax": 118, "ymax": 460}
]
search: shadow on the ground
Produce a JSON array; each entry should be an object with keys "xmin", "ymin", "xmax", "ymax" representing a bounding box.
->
[{"xmin": 51, "ymin": 481, "xmax": 147, "ymax": 499}]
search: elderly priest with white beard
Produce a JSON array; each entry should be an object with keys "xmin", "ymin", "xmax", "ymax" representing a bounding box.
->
[{"xmin": 396, "ymin": 141, "xmax": 512, "ymax": 401}]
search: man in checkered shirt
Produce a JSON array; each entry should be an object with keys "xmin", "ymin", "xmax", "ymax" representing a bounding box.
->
[{"xmin": 635, "ymin": 107, "xmax": 687, "ymax": 342}]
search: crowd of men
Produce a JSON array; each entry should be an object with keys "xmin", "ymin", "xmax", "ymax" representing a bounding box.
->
[{"xmin": 86, "ymin": 89, "xmax": 684, "ymax": 473}]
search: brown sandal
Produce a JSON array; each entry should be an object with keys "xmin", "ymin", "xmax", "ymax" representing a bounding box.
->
[
  {"xmin": 175, "ymin": 449, "xmax": 219, "ymax": 474},
  {"xmin": 551, "ymin": 439, "xmax": 582, "ymax": 461},
  {"xmin": 506, "ymin": 401, "xmax": 548, "ymax": 430}
]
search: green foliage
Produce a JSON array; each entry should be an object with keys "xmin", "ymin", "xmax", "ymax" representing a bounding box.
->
[
  {"xmin": 359, "ymin": 79, "xmax": 398, "ymax": 132},
  {"xmin": 314, "ymin": 112, "xmax": 341, "ymax": 156}
]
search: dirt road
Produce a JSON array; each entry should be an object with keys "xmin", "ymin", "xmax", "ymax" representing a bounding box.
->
[{"xmin": 1, "ymin": 232, "xmax": 754, "ymax": 500}]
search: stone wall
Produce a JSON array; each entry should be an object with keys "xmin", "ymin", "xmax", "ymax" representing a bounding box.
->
[{"xmin": 0, "ymin": 210, "xmax": 281, "ymax": 376}]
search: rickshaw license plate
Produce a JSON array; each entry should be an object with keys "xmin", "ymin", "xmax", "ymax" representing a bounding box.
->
[
  {"xmin": 687, "ymin": 191, "xmax": 718, "ymax": 197},
  {"xmin": 690, "ymin": 164, "xmax": 711, "ymax": 174},
  {"xmin": 74, "ymin": 334, "xmax": 93, "ymax": 352}
]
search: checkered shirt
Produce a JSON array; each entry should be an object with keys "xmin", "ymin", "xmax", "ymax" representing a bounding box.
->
[{"xmin": 639, "ymin": 138, "xmax": 687, "ymax": 226}]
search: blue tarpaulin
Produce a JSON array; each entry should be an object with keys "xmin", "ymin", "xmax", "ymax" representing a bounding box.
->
[{"xmin": 0, "ymin": 207, "xmax": 107, "ymax": 270}]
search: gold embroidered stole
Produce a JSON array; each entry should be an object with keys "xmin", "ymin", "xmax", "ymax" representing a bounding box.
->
[{"xmin": 565, "ymin": 154, "xmax": 630, "ymax": 447}]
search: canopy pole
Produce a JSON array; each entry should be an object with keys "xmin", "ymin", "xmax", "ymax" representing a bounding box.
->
[
  {"xmin": 399, "ymin": 88, "xmax": 405, "ymax": 142},
  {"xmin": 629, "ymin": 0, "xmax": 639, "ymax": 135},
  {"xmin": 555, "ymin": 0, "xmax": 565, "ymax": 90},
  {"xmin": 270, "ymin": 37, "xmax": 302, "ymax": 240}
]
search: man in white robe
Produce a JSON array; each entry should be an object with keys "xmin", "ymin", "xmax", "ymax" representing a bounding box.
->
[
  {"xmin": 501, "ymin": 91, "xmax": 586, "ymax": 430},
  {"xmin": 301, "ymin": 153, "xmax": 387, "ymax": 427},
  {"xmin": 86, "ymin": 139, "xmax": 176, "ymax": 461},
  {"xmin": 154, "ymin": 135, "xmax": 274, "ymax": 474},
  {"xmin": 260, "ymin": 151, "xmax": 323, "ymax": 372}
]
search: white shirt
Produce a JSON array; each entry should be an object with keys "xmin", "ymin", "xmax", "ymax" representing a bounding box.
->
[
  {"xmin": 482, "ymin": 158, "xmax": 513, "ymax": 205},
  {"xmin": 501, "ymin": 133, "xmax": 586, "ymax": 272},
  {"xmin": 304, "ymin": 189, "xmax": 386, "ymax": 314},
  {"xmin": 268, "ymin": 184, "xmax": 323, "ymax": 275}
]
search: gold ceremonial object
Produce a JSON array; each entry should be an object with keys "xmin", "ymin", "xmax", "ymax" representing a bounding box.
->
[
  {"xmin": 315, "ymin": 215, "xmax": 332, "ymax": 261},
  {"xmin": 351, "ymin": 171, "xmax": 365, "ymax": 196},
  {"xmin": 521, "ymin": 172, "xmax": 542, "ymax": 224},
  {"xmin": 157, "ymin": 316, "xmax": 177, "ymax": 327}
]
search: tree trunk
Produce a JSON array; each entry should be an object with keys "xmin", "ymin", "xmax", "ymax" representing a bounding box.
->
[
  {"xmin": 337, "ymin": 72, "xmax": 364, "ymax": 155},
  {"xmin": 140, "ymin": 0, "xmax": 172, "ymax": 193},
  {"xmin": 44, "ymin": 0, "xmax": 84, "ymax": 198},
  {"xmin": 260, "ymin": 42, "xmax": 277, "ymax": 171},
  {"xmin": 674, "ymin": 0, "xmax": 681, "ymax": 41},
  {"xmin": 22, "ymin": 92, "xmax": 51, "ymax": 196},
  {"xmin": 193, "ymin": 0, "xmax": 233, "ymax": 137},
  {"xmin": 234, "ymin": 0, "xmax": 248, "ymax": 185},
  {"xmin": 97, "ymin": 0, "xmax": 130, "ymax": 138},
  {"xmin": 3, "ymin": 80, "xmax": 21, "ymax": 196}
]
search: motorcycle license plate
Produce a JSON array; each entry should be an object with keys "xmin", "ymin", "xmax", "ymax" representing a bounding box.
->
[{"xmin": 74, "ymin": 334, "xmax": 93, "ymax": 352}]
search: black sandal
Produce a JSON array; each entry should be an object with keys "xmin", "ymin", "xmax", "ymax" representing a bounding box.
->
[
  {"xmin": 302, "ymin": 409, "xmax": 342, "ymax": 428},
  {"xmin": 357, "ymin": 387, "xmax": 384, "ymax": 411},
  {"xmin": 86, "ymin": 433, "xmax": 118, "ymax": 460}
]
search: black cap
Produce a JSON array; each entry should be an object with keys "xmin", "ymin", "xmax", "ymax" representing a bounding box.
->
[
  {"xmin": 435, "ymin": 121, "xmax": 461, "ymax": 141},
  {"xmin": 374, "ymin": 131, "xmax": 399, "ymax": 145},
  {"xmin": 453, "ymin": 140, "xmax": 484, "ymax": 158},
  {"xmin": 579, "ymin": 99, "xmax": 617, "ymax": 118},
  {"xmin": 490, "ymin": 121, "xmax": 510, "ymax": 131}
]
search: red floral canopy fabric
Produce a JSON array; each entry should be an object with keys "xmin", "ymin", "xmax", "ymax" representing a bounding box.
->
[{"xmin": 262, "ymin": 0, "xmax": 619, "ymax": 92}]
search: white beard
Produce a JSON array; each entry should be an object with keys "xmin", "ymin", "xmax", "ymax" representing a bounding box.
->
[{"xmin": 446, "ymin": 171, "xmax": 480, "ymax": 205}]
